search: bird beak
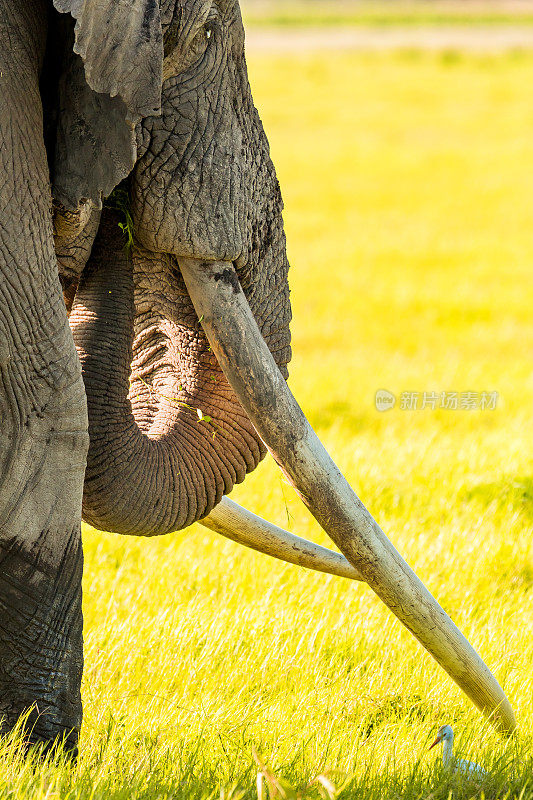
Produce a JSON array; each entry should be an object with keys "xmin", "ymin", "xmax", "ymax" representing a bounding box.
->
[{"xmin": 428, "ymin": 734, "xmax": 442, "ymax": 751}]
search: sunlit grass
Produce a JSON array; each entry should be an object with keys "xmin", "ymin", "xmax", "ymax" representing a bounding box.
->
[{"xmin": 2, "ymin": 49, "xmax": 532, "ymax": 798}]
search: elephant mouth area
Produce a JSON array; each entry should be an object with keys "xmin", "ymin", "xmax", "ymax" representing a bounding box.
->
[
  {"xmin": 128, "ymin": 249, "xmax": 247, "ymax": 439},
  {"xmin": 129, "ymin": 313, "xmax": 227, "ymax": 438}
]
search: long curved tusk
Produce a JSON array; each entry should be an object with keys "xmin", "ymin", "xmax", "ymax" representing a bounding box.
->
[
  {"xmin": 200, "ymin": 496, "xmax": 363, "ymax": 581},
  {"xmin": 178, "ymin": 257, "xmax": 516, "ymax": 735}
]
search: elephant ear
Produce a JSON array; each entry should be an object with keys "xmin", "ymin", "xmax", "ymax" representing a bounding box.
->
[
  {"xmin": 53, "ymin": 0, "xmax": 163, "ymax": 119},
  {"xmin": 51, "ymin": 1, "xmax": 163, "ymax": 210}
]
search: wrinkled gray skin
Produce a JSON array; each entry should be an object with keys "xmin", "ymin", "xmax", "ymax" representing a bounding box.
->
[{"xmin": 0, "ymin": 0, "xmax": 290, "ymax": 752}]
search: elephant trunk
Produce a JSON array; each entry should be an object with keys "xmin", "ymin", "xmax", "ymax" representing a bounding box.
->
[{"xmin": 70, "ymin": 211, "xmax": 268, "ymax": 535}]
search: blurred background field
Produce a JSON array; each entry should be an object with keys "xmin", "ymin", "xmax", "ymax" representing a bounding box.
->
[
  {"xmin": 3, "ymin": 11, "xmax": 533, "ymax": 800},
  {"xmin": 242, "ymin": 0, "xmax": 533, "ymax": 27}
]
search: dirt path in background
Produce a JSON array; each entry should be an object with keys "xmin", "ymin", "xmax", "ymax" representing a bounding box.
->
[{"xmin": 245, "ymin": 25, "xmax": 533, "ymax": 53}]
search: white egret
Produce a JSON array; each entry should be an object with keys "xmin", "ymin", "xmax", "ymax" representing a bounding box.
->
[{"xmin": 429, "ymin": 725, "xmax": 486, "ymax": 778}]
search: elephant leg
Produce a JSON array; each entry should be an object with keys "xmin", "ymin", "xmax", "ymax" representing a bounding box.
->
[{"xmin": 0, "ymin": 0, "xmax": 88, "ymax": 753}]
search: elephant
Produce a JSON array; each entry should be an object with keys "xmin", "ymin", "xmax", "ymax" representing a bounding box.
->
[{"xmin": 0, "ymin": 0, "xmax": 516, "ymax": 755}]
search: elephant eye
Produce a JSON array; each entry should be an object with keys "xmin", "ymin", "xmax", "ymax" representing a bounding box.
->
[
  {"xmin": 162, "ymin": 8, "xmax": 217, "ymax": 79},
  {"xmin": 188, "ymin": 17, "xmax": 215, "ymax": 63}
]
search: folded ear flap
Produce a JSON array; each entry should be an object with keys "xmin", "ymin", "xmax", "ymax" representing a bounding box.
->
[
  {"xmin": 53, "ymin": 37, "xmax": 137, "ymax": 210},
  {"xmin": 53, "ymin": 0, "xmax": 163, "ymax": 120}
]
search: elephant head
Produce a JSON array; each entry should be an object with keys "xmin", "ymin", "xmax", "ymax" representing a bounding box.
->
[
  {"xmin": 68, "ymin": 0, "xmax": 292, "ymax": 535},
  {"xmin": 0, "ymin": 0, "xmax": 515, "ymax": 754}
]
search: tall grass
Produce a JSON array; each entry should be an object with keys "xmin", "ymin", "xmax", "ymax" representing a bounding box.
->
[{"xmin": 1, "ymin": 49, "xmax": 532, "ymax": 798}]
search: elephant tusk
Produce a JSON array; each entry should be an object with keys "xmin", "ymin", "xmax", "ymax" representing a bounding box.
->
[
  {"xmin": 200, "ymin": 496, "xmax": 364, "ymax": 581},
  {"xmin": 177, "ymin": 256, "xmax": 517, "ymax": 736}
]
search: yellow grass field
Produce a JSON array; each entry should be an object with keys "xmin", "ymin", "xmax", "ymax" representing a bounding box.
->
[{"xmin": 2, "ymin": 49, "xmax": 532, "ymax": 798}]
